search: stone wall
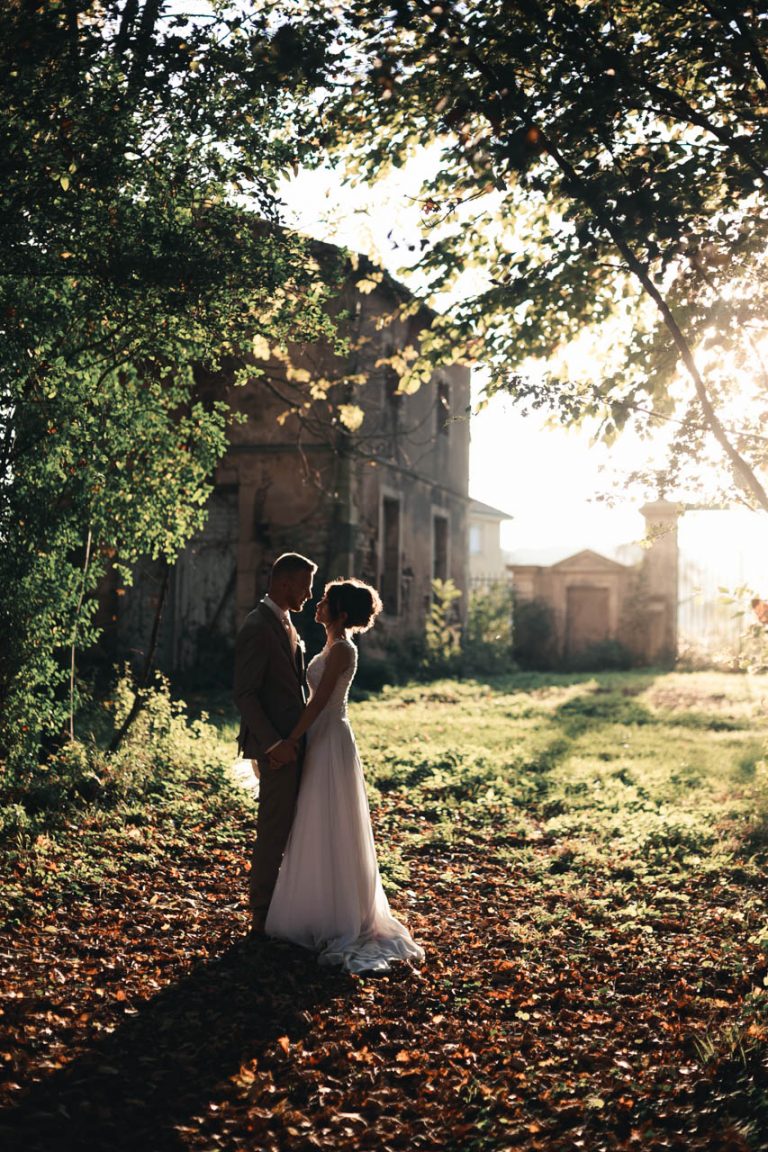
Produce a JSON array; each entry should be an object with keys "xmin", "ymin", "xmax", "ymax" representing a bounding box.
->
[
  {"xmin": 508, "ymin": 502, "xmax": 681, "ymax": 668},
  {"xmin": 112, "ymin": 260, "xmax": 471, "ymax": 679}
]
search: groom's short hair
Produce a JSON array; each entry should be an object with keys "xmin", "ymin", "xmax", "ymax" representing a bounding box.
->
[{"xmin": 270, "ymin": 552, "xmax": 317, "ymax": 582}]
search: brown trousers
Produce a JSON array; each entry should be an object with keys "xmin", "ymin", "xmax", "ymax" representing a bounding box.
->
[{"xmin": 248, "ymin": 755, "xmax": 302, "ymax": 923}]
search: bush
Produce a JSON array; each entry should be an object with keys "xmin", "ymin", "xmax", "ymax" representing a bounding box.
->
[
  {"xmin": 512, "ymin": 596, "xmax": 556, "ymax": 670},
  {"xmin": 0, "ymin": 802, "xmax": 32, "ymax": 842},
  {"xmin": 423, "ymin": 579, "xmax": 463, "ymax": 678},
  {"xmin": 0, "ymin": 668, "xmax": 241, "ymax": 841},
  {"xmin": 0, "ymin": 668, "xmax": 251, "ymax": 924},
  {"xmin": 462, "ymin": 582, "xmax": 516, "ymax": 675},
  {"xmin": 566, "ymin": 639, "xmax": 634, "ymax": 671},
  {"xmin": 370, "ymin": 631, "xmax": 428, "ymax": 686},
  {"xmin": 354, "ymin": 653, "xmax": 401, "ymax": 693}
]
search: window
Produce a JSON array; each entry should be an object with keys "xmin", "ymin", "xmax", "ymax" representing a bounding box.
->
[
  {"xmin": 469, "ymin": 524, "xmax": 482, "ymax": 555},
  {"xmin": 433, "ymin": 514, "xmax": 448, "ymax": 582},
  {"xmin": 436, "ymin": 379, "xmax": 451, "ymax": 436},
  {"xmin": 380, "ymin": 496, "xmax": 401, "ymax": 614},
  {"xmin": 383, "ymin": 361, "xmax": 402, "ymax": 408}
]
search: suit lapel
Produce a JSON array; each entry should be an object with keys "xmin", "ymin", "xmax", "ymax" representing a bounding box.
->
[{"xmin": 257, "ymin": 601, "xmax": 301, "ymax": 681}]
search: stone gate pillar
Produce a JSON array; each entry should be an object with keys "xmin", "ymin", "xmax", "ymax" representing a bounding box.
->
[{"xmin": 640, "ymin": 499, "xmax": 681, "ymax": 665}]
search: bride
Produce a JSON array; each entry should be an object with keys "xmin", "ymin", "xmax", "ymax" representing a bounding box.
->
[{"xmin": 264, "ymin": 578, "xmax": 424, "ymax": 974}]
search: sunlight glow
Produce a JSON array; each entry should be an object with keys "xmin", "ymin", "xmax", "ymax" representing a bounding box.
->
[{"xmin": 280, "ymin": 161, "xmax": 768, "ymax": 595}]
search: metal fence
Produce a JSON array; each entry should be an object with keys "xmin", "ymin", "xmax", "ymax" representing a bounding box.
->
[{"xmin": 677, "ymin": 552, "xmax": 751, "ymax": 666}]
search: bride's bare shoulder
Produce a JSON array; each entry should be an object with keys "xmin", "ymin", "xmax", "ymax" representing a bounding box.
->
[{"xmin": 327, "ymin": 637, "xmax": 356, "ymax": 667}]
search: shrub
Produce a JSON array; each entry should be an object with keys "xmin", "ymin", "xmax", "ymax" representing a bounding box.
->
[
  {"xmin": 370, "ymin": 631, "xmax": 428, "ymax": 686},
  {"xmin": 0, "ymin": 668, "xmax": 241, "ymax": 842},
  {"xmin": 566, "ymin": 639, "xmax": 634, "ymax": 671},
  {"xmin": 512, "ymin": 596, "xmax": 556, "ymax": 670},
  {"xmin": 354, "ymin": 653, "xmax": 401, "ymax": 693},
  {"xmin": 462, "ymin": 582, "xmax": 516, "ymax": 675},
  {"xmin": 0, "ymin": 668, "xmax": 251, "ymax": 923},
  {"xmin": 423, "ymin": 579, "xmax": 463, "ymax": 678}
]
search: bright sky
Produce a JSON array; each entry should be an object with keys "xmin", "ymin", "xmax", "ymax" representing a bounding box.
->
[
  {"xmin": 278, "ymin": 161, "xmax": 768, "ymax": 592},
  {"xmin": 467, "ymin": 389, "xmax": 646, "ymax": 556}
]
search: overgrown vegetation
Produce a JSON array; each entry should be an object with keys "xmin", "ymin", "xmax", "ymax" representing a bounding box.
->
[
  {"xmin": 0, "ymin": 671, "xmax": 253, "ymax": 925},
  {"xmin": 0, "ymin": 1, "xmax": 339, "ymax": 772},
  {"xmin": 394, "ymin": 581, "xmax": 556, "ymax": 680},
  {"xmin": 3, "ymin": 671, "xmax": 768, "ymax": 1149},
  {"xmin": 463, "ymin": 580, "xmax": 515, "ymax": 674},
  {"xmin": 423, "ymin": 578, "xmax": 463, "ymax": 677}
]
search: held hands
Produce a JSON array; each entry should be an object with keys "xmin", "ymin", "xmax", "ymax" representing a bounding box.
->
[{"xmin": 267, "ymin": 737, "xmax": 298, "ymax": 770}]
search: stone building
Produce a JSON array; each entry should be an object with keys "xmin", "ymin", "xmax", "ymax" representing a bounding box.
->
[
  {"xmin": 112, "ymin": 252, "xmax": 472, "ymax": 680},
  {"xmin": 507, "ymin": 500, "xmax": 680, "ymax": 667}
]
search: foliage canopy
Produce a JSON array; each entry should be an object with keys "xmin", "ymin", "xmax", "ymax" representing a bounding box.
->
[
  {"xmin": 0, "ymin": 0, "xmax": 338, "ymax": 767},
  {"xmin": 281, "ymin": 0, "xmax": 768, "ymax": 509}
]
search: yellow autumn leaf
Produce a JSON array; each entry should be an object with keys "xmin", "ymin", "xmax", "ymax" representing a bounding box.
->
[
  {"xmin": 338, "ymin": 404, "xmax": 364, "ymax": 432},
  {"xmin": 355, "ymin": 272, "xmax": 383, "ymax": 295},
  {"xmin": 286, "ymin": 366, "xmax": 311, "ymax": 383},
  {"xmin": 377, "ymin": 353, "xmax": 406, "ymax": 377},
  {"xmin": 397, "ymin": 370, "xmax": 424, "ymax": 395}
]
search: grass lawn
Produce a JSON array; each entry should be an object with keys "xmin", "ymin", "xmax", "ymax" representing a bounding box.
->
[{"xmin": 2, "ymin": 669, "xmax": 768, "ymax": 1150}]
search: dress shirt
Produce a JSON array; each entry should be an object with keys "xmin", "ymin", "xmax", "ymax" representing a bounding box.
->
[{"xmin": 264, "ymin": 595, "xmax": 297, "ymax": 652}]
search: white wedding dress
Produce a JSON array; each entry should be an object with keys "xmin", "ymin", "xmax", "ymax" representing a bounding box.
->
[{"xmin": 265, "ymin": 638, "xmax": 425, "ymax": 974}]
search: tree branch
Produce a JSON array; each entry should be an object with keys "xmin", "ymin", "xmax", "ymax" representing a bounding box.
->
[
  {"xmin": 703, "ymin": 0, "xmax": 768, "ymax": 92},
  {"xmin": 414, "ymin": 0, "xmax": 768, "ymax": 512},
  {"xmin": 540, "ymin": 128, "xmax": 768, "ymax": 511},
  {"xmin": 69, "ymin": 524, "xmax": 93, "ymax": 742},
  {"xmin": 114, "ymin": 0, "xmax": 140, "ymax": 57}
]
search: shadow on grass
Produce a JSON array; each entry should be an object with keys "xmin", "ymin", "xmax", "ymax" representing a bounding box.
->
[
  {"xmin": 552, "ymin": 688, "xmax": 659, "ymax": 738},
  {"xmin": 459, "ymin": 667, "xmax": 661, "ymax": 697},
  {"xmin": 0, "ymin": 937, "xmax": 353, "ymax": 1152},
  {"xmin": 492, "ymin": 671, "xmax": 662, "ymax": 765}
]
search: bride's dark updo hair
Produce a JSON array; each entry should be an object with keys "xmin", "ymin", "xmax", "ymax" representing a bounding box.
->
[{"xmin": 325, "ymin": 578, "xmax": 383, "ymax": 634}]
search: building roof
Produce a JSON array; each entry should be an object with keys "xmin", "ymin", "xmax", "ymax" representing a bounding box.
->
[
  {"xmin": 507, "ymin": 547, "xmax": 635, "ymax": 572},
  {"xmin": 508, "ymin": 547, "xmax": 631, "ymax": 573},
  {"xmin": 469, "ymin": 498, "xmax": 515, "ymax": 522},
  {"xmin": 550, "ymin": 548, "xmax": 631, "ymax": 572},
  {"xmin": 506, "ymin": 545, "xmax": 577, "ymax": 567},
  {"xmin": 507, "ymin": 543, "xmax": 641, "ymax": 570}
]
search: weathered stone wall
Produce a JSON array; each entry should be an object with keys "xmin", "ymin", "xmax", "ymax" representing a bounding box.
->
[
  {"xmin": 507, "ymin": 502, "xmax": 681, "ymax": 668},
  {"xmin": 510, "ymin": 551, "xmax": 633, "ymax": 665},
  {"xmin": 112, "ymin": 261, "xmax": 471, "ymax": 678}
]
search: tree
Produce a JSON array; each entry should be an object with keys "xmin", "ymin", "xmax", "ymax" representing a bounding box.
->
[
  {"xmin": 0, "ymin": 0, "xmax": 340, "ymax": 769},
  {"xmin": 276, "ymin": 0, "xmax": 768, "ymax": 510}
]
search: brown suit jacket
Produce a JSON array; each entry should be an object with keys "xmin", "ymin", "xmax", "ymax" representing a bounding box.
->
[{"xmin": 233, "ymin": 601, "xmax": 307, "ymax": 766}]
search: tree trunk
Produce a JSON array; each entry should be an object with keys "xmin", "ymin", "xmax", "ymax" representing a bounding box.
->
[{"xmin": 69, "ymin": 526, "xmax": 93, "ymax": 741}]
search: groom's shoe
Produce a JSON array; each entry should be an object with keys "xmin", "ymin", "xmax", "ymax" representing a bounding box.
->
[{"xmin": 248, "ymin": 916, "xmax": 267, "ymax": 940}]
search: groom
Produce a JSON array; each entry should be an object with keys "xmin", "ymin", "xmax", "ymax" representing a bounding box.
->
[{"xmin": 233, "ymin": 552, "xmax": 317, "ymax": 934}]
